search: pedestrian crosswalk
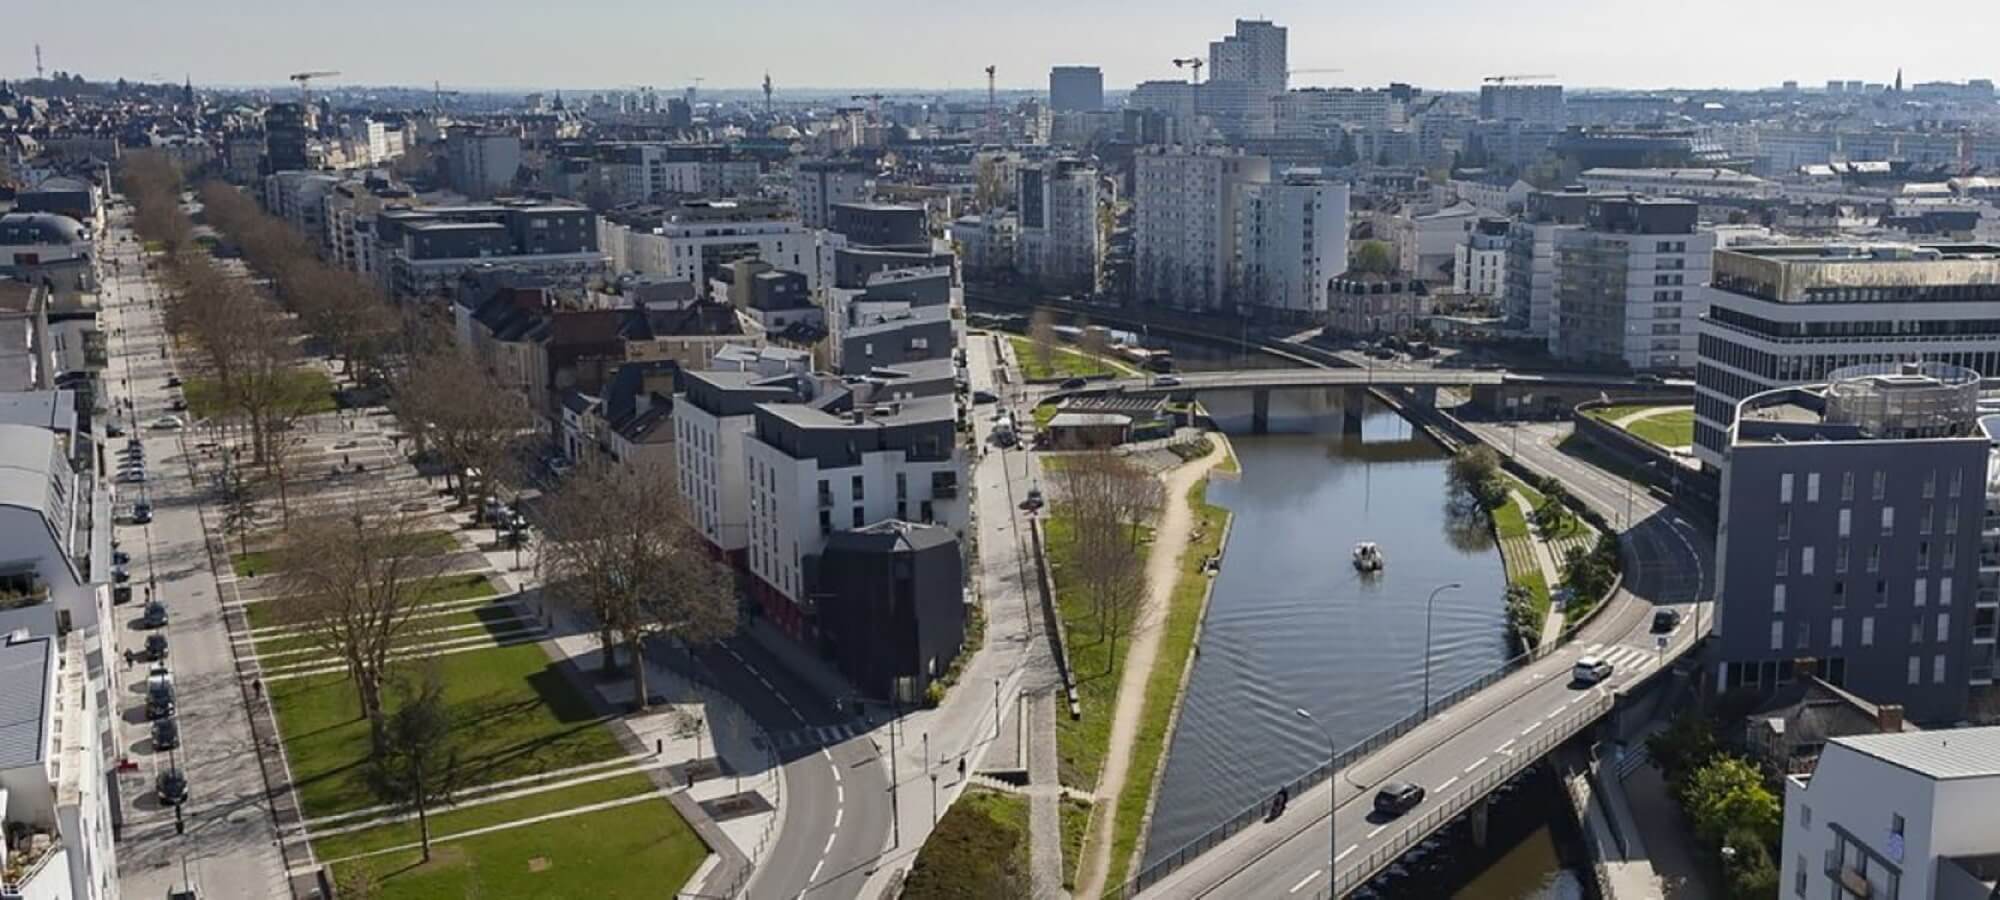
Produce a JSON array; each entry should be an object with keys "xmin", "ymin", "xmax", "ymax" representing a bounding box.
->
[
  {"xmin": 1575, "ymin": 642, "xmax": 1664, "ymax": 675},
  {"xmin": 757, "ymin": 723, "xmax": 865, "ymax": 750}
]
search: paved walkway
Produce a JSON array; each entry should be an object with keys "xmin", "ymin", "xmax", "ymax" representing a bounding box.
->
[
  {"xmin": 1073, "ymin": 441, "xmax": 1226, "ymax": 898},
  {"xmin": 1510, "ymin": 491, "xmax": 1571, "ymax": 646},
  {"xmin": 1610, "ymin": 404, "xmax": 1685, "ymax": 429},
  {"xmin": 1026, "ymin": 691, "xmax": 1066, "ymax": 898}
]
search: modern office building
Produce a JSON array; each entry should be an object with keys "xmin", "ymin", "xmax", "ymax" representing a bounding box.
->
[
  {"xmin": 372, "ymin": 201, "xmax": 605, "ymax": 300},
  {"xmin": 1693, "ymin": 243, "xmax": 2000, "ymax": 469},
  {"xmin": 1716, "ymin": 363, "xmax": 1990, "ymax": 722},
  {"xmin": 1779, "ymin": 727, "xmax": 2000, "ymax": 900},
  {"xmin": 1014, "ymin": 158, "xmax": 1102, "ymax": 294},
  {"xmin": 742, "ymin": 395, "xmax": 964, "ymax": 640},
  {"xmin": 1133, "ymin": 147, "xmax": 1271, "ymax": 311},
  {"xmin": 812, "ymin": 520, "xmax": 966, "ymax": 703},
  {"xmin": 444, "ymin": 128, "xmax": 523, "ymax": 199},
  {"xmin": 794, "ymin": 160, "xmax": 876, "ymax": 230},
  {"xmin": 1477, "ymin": 82, "xmax": 1565, "ymax": 127},
  {"xmin": 1049, "ymin": 66, "xmax": 1104, "ymax": 113},
  {"xmin": 1234, "ymin": 168, "xmax": 1349, "ymax": 318},
  {"xmin": 1549, "ymin": 195, "xmax": 1710, "ymax": 372}
]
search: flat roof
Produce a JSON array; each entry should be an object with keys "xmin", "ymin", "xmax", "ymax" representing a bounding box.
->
[
  {"xmin": 0, "ymin": 635, "xmax": 53, "ymax": 770},
  {"xmin": 1831, "ymin": 727, "xmax": 2000, "ymax": 780}
]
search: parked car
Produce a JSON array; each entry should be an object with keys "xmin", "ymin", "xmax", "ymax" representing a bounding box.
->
[
  {"xmin": 145, "ymin": 672, "xmax": 176, "ymax": 719},
  {"xmin": 149, "ymin": 415, "xmax": 184, "ymax": 430},
  {"xmin": 113, "ymin": 549, "xmax": 131, "ymax": 566},
  {"xmin": 1572, "ymin": 655, "xmax": 1615, "ymax": 685},
  {"xmin": 142, "ymin": 601, "xmax": 169, "ymax": 629},
  {"xmin": 1019, "ymin": 487, "xmax": 1045, "ymax": 512},
  {"xmin": 105, "ymin": 421, "xmax": 125, "ymax": 437},
  {"xmin": 112, "ymin": 565, "xmax": 131, "ymax": 583},
  {"xmin": 1059, "ymin": 377, "xmax": 1089, "ymax": 390},
  {"xmin": 1634, "ymin": 373, "xmax": 1664, "ymax": 385},
  {"xmin": 164, "ymin": 374, "xmax": 183, "ymax": 388},
  {"xmin": 168, "ymin": 398, "xmax": 188, "ymax": 412},
  {"xmin": 155, "ymin": 768, "xmax": 189, "ymax": 805},
  {"xmin": 116, "ymin": 468, "xmax": 146, "ymax": 484},
  {"xmin": 132, "ymin": 502, "xmax": 153, "ymax": 524},
  {"xmin": 151, "ymin": 717, "xmax": 181, "ymax": 751},
  {"xmin": 1652, "ymin": 608, "xmax": 1683, "ymax": 633},
  {"xmin": 144, "ymin": 633, "xmax": 169, "ymax": 661},
  {"xmin": 1151, "ymin": 375, "xmax": 1183, "ymax": 387},
  {"xmin": 972, "ymin": 389, "xmax": 999, "ymax": 405},
  {"xmin": 1374, "ymin": 781, "xmax": 1427, "ymax": 818},
  {"xmin": 112, "ymin": 584, "xmax": 133, "ymax": 605}
]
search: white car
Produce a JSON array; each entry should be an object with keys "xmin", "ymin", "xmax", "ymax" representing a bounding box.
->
[
  {"xmin": 1572, "ymin": 656, "xmax": 1614, "ymax": 685},
  {"xmin": 149, "ymin": 415, "xmax": 184, "ymax": 430}
]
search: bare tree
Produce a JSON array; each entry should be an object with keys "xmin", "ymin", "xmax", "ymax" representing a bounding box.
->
[
  {"xmin": 1028, "ymin": 309, "xmax": 1059, "ymax": 377},
  {"xmin": 1077, "ymin": 325, "xmax": 1110, "ymax": 373},
  {"xmin": 394, "ymin": 350, "xmax": 533, "ymax": 504},
  {"xmin": 1051, "ymin": 447, "xmax": 1161, "ymax": 675},
  {"xmin": 538, "ymin": 459, "xmax": 737, "ymax": 712},
  {"xmin": 271, "ymin": 499, "xmax": 453, "ymax": 753},
  {"xmin": 368, "ymin": 662, "xmax": 463, "ymax": 863}
]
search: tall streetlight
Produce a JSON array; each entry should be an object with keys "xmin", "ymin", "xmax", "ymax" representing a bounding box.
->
[
  {"xmin": 1422, "ymin": 582, "xmax": 1464, "ymax": 717},
  {"xmin": 1295, "ymin": 708, "xmax": 1336, "ymax": 892}
]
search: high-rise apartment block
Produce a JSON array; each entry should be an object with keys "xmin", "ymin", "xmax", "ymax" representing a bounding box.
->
[
  {"xmin": 1208, "ymin": 19, "xmax": 1287, "ymax": 97},
  {"xmin": 1549, "ymin": 195, "xmax": 1710, "ymax": 372},
  {"xmin": 444, "ymin": 128, "xmax": 523, "ymax": 200},
  {"xmin": 1049, "ymin": 66, "xmax": 1104, "ymax": 113},
  {"xmin": 1234, "ymin": 169, "xmax": 1349, "ymax": 317},
  {"xmin": 794, "ymin": 160, "xmax": 875, "ymax": 230},
  {"xmin": 1693, "ymin": 244, "xmax": 2000, "ymax": 469},
  {"xmin": 1015, "ymin": 158, "xmax": 1101, "ymax": 293},
  {"xmin": 1134, "ymin": 148, "xmax": 1271, "ymax": 311},
  {"xmin": 1477, "ymin": 82, "xmax": 1565, "ymax": 127}
]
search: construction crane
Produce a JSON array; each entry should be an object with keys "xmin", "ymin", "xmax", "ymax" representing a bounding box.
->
[
  {"xmin": 1483, "ymin": 74, "xmax": 1556, "ymax": 85},
  {"xmin": 1172, "ymin": 58, "xmax": 1205, "ymax": 84},
  {"xmin": 289, "ymin": 70, "xmax": 339, "ymax": 105},
  {"xmin": 984, "ymin": 65, "xmax": 998, "ymax": 135},
  {"xmin": 762, "ymin": 72, "xmax": 773, "ymax": 114}
]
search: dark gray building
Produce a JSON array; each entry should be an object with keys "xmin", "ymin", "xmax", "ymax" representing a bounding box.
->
[
  {"xmin": 1716, "ymin": 362, "xmax": 1993, "ymax": 722},
  {"xmin": 830, "ymin": 202, "xmax": 929, "ymax": 250},
  {"xmin": 810, "ymin": 520, "xmax": 966, "ymax": 702},
  {"xmin": 1050, "ymin": 66, "xmax": 1105, "ymax": 113}
]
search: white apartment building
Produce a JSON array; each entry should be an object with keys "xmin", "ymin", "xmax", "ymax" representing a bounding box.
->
[
  {"xmin": 1454, "ymin": 217, "xmax": 1510, "ymax": 299},
  {"xmin": 0, "ymin": 629, "xmax": 118, "ymax": 900},
  {"xmin": 1550, "ymin": 197, "xmax": 1713, "ymax": 372},
  {"xmin": 260, "ymin": 171, "xmax": 341, "ymax": 246},
  {"xmin": 1579, "ymin": 167, "xmax": 1778, "ymax": 201},
  {"xmin": 1134, "ymin": 148, "xmax": 1271, "ymax": 311},
  {"xmin": 1272, "ymin": 88, "xmax": 1399, "ymax": 138},
  {"xmin": 742, "ymin": 396, "xmax": 964, "ymax": 639},
  {"xmin": 445, "ymin": 130, "xmax": 522, "ymax": 200},
  {"xmin": 1780, "ymin": 728, "xmax": 2000, "ymax": 900},
  {"xmin": 1126, "ymin": 81, "xmax": 1202, "ymax": 142},
  {"xmin": 1477, "ymin": 83, "xmax": 1564, "ymax": 127},
  {"xmin": 950, "ymin": 213, "xmax": 1017, "ymax": 277},
  {"xmin": 1014, "ymin": 159, "xmax": 1101, "ymax": 293},
  {"xmin": 794, "ymin": 160, "xmax": 875, "ymax": 230},
  {"xmin": 598, "ymin": 201, "xmax": 815, "ymax": 295},
  {"xmin": 1693, "ymin": 243, "xmax": 2000, "ymax": 469},
  {"xmin": 1234, "ymin": 169, "xmax": 1349, "ymax": 317},
  {"xmin": 674, "ymin": 354, "xmax": 815, "ymax": 563}
]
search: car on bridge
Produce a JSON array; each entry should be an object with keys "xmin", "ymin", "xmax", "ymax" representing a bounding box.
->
[
  {"xmin": 1374, "ymin": 781, "xmax": 1426, "ymax": 818},
  {"xmin": 1652, "ymin": 608, "xmax": 1683, "ymax": 633},
  {"xmin": 1572, "ymin": 656, "xmax": 1615, "ymax": 685}
]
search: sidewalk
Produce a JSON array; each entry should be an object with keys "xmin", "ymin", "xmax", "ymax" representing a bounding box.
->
[{"xmin": 1509, "ymin": 491, "xmax": 1570, "ymax": 645}]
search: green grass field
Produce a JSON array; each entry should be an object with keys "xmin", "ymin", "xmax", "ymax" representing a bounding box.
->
[
  {"xmin": 234, "ymin": 529, "xmax": 462, "ymax": 579},
  {"xmin": 1586, "ymin": 403, "xmax": 1694, "ymax": 448},
  {"xmin": 269, "ymin": 641, "xmax": 625, "ymax": 819},
  {"xmin": 245, "ymin": 572, "xmax": 494, "ymax": 632},
  {"xmin": 1099, "ymin": 479, "xmax": 1229, "ymax": 891},
  {"xmin": 1043, "ymin": 512, "xmax": 1155, "ymax": 791},
  {"xmin": 313, "ymin": 773, "xmax": 659, "ymax": 860},
  {"xmin": 254, "ymin": 595, "xmax": 522, "ymax": 659},
  {"xmin": 184, "ymin": 367, "xmax": 337, "ymax": 421},
  {"xmin": 1060, "ymin": 797, "xmax": 1091, "ymax": 890},
  {"xmin": 1008, "ymin": 336, "xmax": 1129, "ymax": 381},
  {"xmin": 326, "ymin": 788, "xmax": 706, "ymax": 900}
]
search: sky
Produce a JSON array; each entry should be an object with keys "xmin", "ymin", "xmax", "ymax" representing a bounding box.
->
[{"xmin": 7, "ymin": 0, "xmax": 1999, "ymax": 95}]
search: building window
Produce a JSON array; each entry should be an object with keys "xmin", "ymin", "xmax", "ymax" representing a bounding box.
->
[
  {"xmin": 1881, "ymin": 506, "xmax": 1895, "ymax": 536},
  {"xmin": 1802, "ymin": 547, "xmax": 1816, "ymax": 575},
  {"xmin": 1912, "ymin": 620, "xmax": 1924, "ymax": 644},
  {"xmin": 1909, "ymin": 656, "xmax": 1922, "ymax": 684},
  {"xmin": 1892, "ymin": 813, "xmax": 1905, "ymax": 837},
  {"xmin": 1947, "ymin": 506, "xmax": 1960, "ymax": 535},
  {"xmin": 1941, "ymin": 576, "xmax": 1954, "ymax": 605},
  {"xmin": 1945, "ymin": 542, "xmax": 1957, "ymax": 568},
  {"xmin": 1835, "ymin": 544, "xmax": 1850, "ymax": 574},
  {"xmin": 819, "ymin": 509, "xmax": 832, "ymax": 536},
  {"xmin": 1794, "ymin": 859, "xmax": 1807, "ymax": 897},
  {"xmin": 1780, "ymin": 473, "xmax": 1794, "ymax": 503},
  {"xmin": 1873, "ymin": 471, "xmax": 1887, "ymax": 500},
  {"xmin": 1838, "ymin": 509, "xmax": 1851, "ymax": 537},
  {"xmin": 1773, "ymin": 584, "xmax": 1787, "ymax": 613},
  {"xmin": 1778, "ymin": 510, "xmax": 1792, "ymax": 541},
  {"xmin": 1831, "ymin": 618, "xmax": 1844, "ymax": 648},
  {"xmin": 852, "ymin": 506, "xmax": 865, "ymax": 528},
  {"xmin": 1939, "ymin": 612, "xmax": 1952, "ymax": 643},
  {"xmin": 1922, "ymin": 504, "xmax": 1935, "ymax": 536},
  {"xmin": 1862, "ymin": 617, "xmax": 1875, "ymax": 645},
  {"xmin": 1924, "ymin": 470, "xmax": 1937, "ymax": 499},
  {"xmin": 1916, "ymin": 577, "xmax": 1929, "ymax": 607},
  {"xmin": 852, "ymin": 475, "xmax": 865, "ymax": 500},
  {"xmin": 1776, "ymin": 551, "xmax": 1789, "ymax": 577},
  {"xmin": 1806, "ymin": 472, "xmax": 1820, "ymax": 503},
  {"xmin": 1868, "ymin": 544, "xmax": 1881, "ymax": 573},
  {"xmin": 1950, "ymin": 467, "xmax": 1964, "ymax": 498},
  {"xmin": 1796, "ymin": 622, "xmax": 1810, "ymax": 649},
  {"xmin": 1919, "ymin": 542, "xmax": 1931, "ymax": 571},
  {"xmin": 1771, "ymin": 621, "xmax": 1784, "ymax": 651},
  {"xmin": 1842, "ymin": 471, "xmax": 1855, "ymax": 502}
]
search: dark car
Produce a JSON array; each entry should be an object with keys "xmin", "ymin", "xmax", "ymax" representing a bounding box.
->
[
  {"xmin": 156, "ymin": 768, "xmax": 189, "ymax": 805},
  {"xmin": 145, "ymin": 673, "xmax": 176, "ymax": 720},
  {"xmin": 142, "ymin": 600, "xmax": 169, "ymax": 629},
  {"xmin": 105, "ymin": 421, "xmax": 125, "ymax": 438},
  {"xmin": 144, "ymin": 633, "xmax": 169, "ymax": 661},
  {"xmin": 1374, "ymin": 781, "xmax": 1426, "ymax": 817},
  {"xmin": 132, "ymin": 502, "xmax": 153, "ymax": 524},
  {"xmin": 972, "ymin": 389, "xmax": 999, "ymax": 405},
  {"xmin": 113, "ymin": 565, "xmax": 131, "ymax": 583},
  {"xmin": 112, "ymin": 584, "xmax": 133, "ymax": 605},
  {"xmin": 168, "ymin": 398, "xmax": 188, "ymax": 412},
  {"xmin": 1019, "ymin": 487, "xmax": 1045, "ymax": 512},
  {"xmin": 113, "ymin": 549, "xmax": 131, "ymax": 566},
  {"xmin": 1652, "ymin": 608, "xmax": 1683, "ymax": 633},
  {"xmin": 1059, "ymin": 377, "xmax": 1088, "ymax": 390},
  {"xmin": 151, "ymin": 717, "xmax": 180, "ymax": 751},
  {"xmin": 165, "ymin": 375, "xmax": 183, "ymax": 388}
]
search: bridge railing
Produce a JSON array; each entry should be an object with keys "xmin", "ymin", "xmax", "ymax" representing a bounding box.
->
[
  {"xmin": 1321, "ymin": 690, "xmax": 1616, "ymax": 898},
  {"xmin": 1112, "ymin": 634, "xmax": 1575, "ymax": 898}
]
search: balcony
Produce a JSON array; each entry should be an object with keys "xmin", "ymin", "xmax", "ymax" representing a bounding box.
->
[
  {"xmin": 1823, "ymin": 850, "xmax": 1874, "ymax": 898},
  {"xmin": 1, "ymin": 827, "xmax": 62, "ymax": 899},
  {"xmin": 930, "ymin": 472, "xmax": 959, "ymax": 500},
  {"xmin": 816, "ymin": 490, "xmax": 834, "ymax": 511}
]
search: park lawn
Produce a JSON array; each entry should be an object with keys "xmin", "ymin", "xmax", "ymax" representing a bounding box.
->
[
  {"xmin": 312, "ymin": 773, "xmax": 660, "ymax": 860},
  {"xmin": 904, "ymin": 788, "xmax": 1030, "ymax": 899},
  {"xmin": 245, "ymin": 572, "xmax": 495, "ymax": 631},
  {"xmin": 326, "ymin": 789, "xmax": 706, "ymax": 900},
  {"xmin": 1060, "ymin": 797, "xmax": 1091, "ymax": 890},
  {"xmin": 1500, "ymin": 473, "xmax": 1545, "ymax": 508},
  {"xmin": 269, "ymin": 641, "xmax": 625, "ymax": 819},
  {"xmin": 1043, "ymin": 511, "xmax": 1156, "ymax": 791},
  {"xmin": 1491, "ymin": 496, "xmax": 1531, "ymax": 541},
  {"xmin": 255, "ymin": 597, "xmax": 525, "ymax": 659},
  {"xmin": 1099, "ymin": 480, "xmax": 1229, "ymax": 892},
  {"xmin": 1514, "ymin": 568, "xmax": 1552, "ymax": 637},
  {"xmin": 1626, "ymin": 409, "xmax": 1694, "ymax": 448},
  {"xmin": 1581, "ymin": 403, "xmax": 1660, "ymax": 424},
  {"xmin": 1007, "ymin": 335, "xmax": 1128, "ymax": 381},
  {"xmin": 234, "ymin": 529, "xmax": 463, "ymax": 579},
  {"xmin": 183, "ymin": 367, "xmax": 337, "ymax": 421}
]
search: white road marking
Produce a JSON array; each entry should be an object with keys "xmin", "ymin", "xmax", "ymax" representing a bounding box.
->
[
  {"xmin": 821, "ymin": 748, "xmax": 834, "ymax": 762},
  {"xmin": 833, "ymin": 808, "xmax": 842, "ymax": 829},
  {"xmin": 831, "ymin": 767, "xmax": 842, "ymax": 784},
  {"xmin": 1438, "ymin": 776, "xmax": 1460, "ymax": 791},
  {"xmin": 1521, "ymin": 722, "xmax": 1541, "ymax": 736},
  {"xmin": 824, "ymin": 832, "xmax": 837, "ymax": 854},
  {"xmin": 1366, "ymin": 824, "xmax": 1387, "ymax": 839},
  {"xmin": 1496, "ymin": 740, "xmax": 1517, "ymax": 755},
  {"xmin": 1336, "ymin": 844, "xmax": 1358, "ymax": 863},
  {"xmin": 1288, "ymin": 871, "xmax": 1322, "ymax": 893},
  {"xmin": 1465, "ymin": 757, "xmax": 1487, "ymax": 774}
]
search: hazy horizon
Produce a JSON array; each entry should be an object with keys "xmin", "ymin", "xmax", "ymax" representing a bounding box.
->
[{"xmin": 7, "ymin": 0, "xmax": 1996, "ymax": 96}]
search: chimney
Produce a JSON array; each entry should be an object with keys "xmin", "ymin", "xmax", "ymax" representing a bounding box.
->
[{"xmin": 1876, "ymin": 704, "xmax": 1904, "ymax": 733}]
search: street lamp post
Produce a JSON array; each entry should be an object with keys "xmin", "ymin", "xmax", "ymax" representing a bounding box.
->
[
  {"xmin": 1422, "ymin": 583, "xmax": 1464, "ymax": 717},
  {"xmin": 1295, "ymin": 708, "xmax": 1336, "ymax": 892}
]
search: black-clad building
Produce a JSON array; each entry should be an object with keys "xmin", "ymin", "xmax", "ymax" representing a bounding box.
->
[{"xmin": 810, "ymin": 520, "xmax": 965, "ymax": 703}]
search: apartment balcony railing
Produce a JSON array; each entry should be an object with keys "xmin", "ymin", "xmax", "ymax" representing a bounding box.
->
[
  {"xmin": 1, "ymin": 831, "xmax": 62, "ymax": 899},
  {"xmin": 1823, "ymin": 850, "xmax": 1874, "ymax": 898}
]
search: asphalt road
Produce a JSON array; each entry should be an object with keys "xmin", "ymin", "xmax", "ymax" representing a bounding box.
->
[
  {"xmin": 1137, "ymin": 418, "xmax": 1713, "ymax": 899},
  {"xmin": 103, "ymin": 200, "xmax": 289, "ymax": 899}
]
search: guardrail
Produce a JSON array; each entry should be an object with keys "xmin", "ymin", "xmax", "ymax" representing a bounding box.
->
[{"xmin": 1319, "ymin": 691, "xmax": 1616, "ymax": 897}]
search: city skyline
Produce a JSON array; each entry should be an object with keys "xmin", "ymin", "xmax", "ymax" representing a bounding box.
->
[{"xmin": 7, "ymin": 0, "xmax": 1998, "ymax": 95}]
